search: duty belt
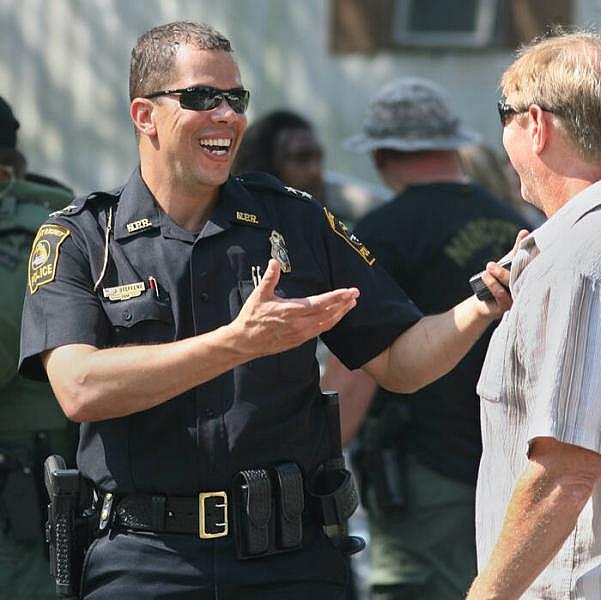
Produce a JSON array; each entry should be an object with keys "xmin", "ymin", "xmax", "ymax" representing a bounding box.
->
[
  {"xmin": 105, "ymin": 462, "xmax": 312, "ymax": 559},
  {"xmin": 111, "ymin": 491, "xmax": 229, "ymax": 539}
]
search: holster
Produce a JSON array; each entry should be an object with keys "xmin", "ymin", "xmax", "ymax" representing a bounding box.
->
[
  {"xmin": 44, "ymin": 455, "xmax": 96, "ymax": 599},
  {"xmin": 232, "ymin": 462, "xmax": 304, "ymax": 559},
  {"xmin": 354, "ymin": 401, "xmax": 411, "ymax": 512}
]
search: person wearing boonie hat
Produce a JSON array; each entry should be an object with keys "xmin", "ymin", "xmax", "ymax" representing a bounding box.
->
[
  {"xmin": 327, "ymin": 77, "xmax": 530, "ymax": 600},
  {"xmin": 343, "ymin": 77, "xmax": 480, "ymax": 154}
]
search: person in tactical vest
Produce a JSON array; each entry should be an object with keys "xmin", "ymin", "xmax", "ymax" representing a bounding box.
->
[{"xmin": 0, "ymin": 95, "xmax": 75, "ymax": 599}]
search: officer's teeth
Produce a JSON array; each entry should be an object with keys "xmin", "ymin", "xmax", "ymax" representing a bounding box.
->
[{"xmin": 200, "ymin": 138, "xmax": 232, "ymax": 148}]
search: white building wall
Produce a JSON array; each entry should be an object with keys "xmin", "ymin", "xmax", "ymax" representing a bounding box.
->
[{"xmin": 0, "ymin": 0, "xmax": 599, "ymax": 195}]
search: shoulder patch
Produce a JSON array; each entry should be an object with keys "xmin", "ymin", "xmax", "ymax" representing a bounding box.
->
[
  {"xmin": 28, "ymin": 223, "xmax": 71, "ymax": 293},
  {"xmin": 323, "ymin": 207, "xmax": 375, "ymax": 266}
]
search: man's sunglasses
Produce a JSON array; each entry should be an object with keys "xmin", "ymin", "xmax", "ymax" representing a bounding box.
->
[
  {"xmin": 144, "ymin": 86, "xmax": 250, "ymax": 114},
  {"xmin": 497, "ymin": 97, "xmax": 556, "ymax": 127},
  {"xmin": 497, "ymin": 97, "xmax": 528, "ymax": 127}
]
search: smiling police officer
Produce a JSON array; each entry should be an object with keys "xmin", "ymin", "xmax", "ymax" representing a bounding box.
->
[{"xmin": 19, "ymin": 21, "xmax": 512, "ymax": 600}]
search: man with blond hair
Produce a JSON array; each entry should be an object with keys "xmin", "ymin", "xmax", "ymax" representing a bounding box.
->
[{"xmin": 467, "ymin": 30, "xmax": 601, "ymax": 599}]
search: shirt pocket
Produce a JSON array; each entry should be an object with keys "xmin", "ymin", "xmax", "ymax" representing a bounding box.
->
[
  {"xmin": 102, "ymin": 293, "xmax": 174, "ymax": 346},
  {"xmin": 476, "ymin": 312, "xmax": 514, "ymax": 404},
  {"xmin": 237, "ymin": 279, "xmax": 317, "ymax": 382}
]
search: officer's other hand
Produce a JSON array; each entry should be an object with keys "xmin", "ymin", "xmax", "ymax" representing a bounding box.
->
[
  {"xmin": 477, "ymin": 229, "xmax": 529, "ymax": 318},
  {"xmin": 233, "ymin": 259, "xmax": 359, "ymax": 357}
]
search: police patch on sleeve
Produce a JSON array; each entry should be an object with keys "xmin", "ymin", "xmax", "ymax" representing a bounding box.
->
[
  {"xmin": 28, "ymin": 223, "xmax": 71, "ymax": 294},
  {"xmin": 323, "ymin": 207, "xmax": 375, "ymax": 266}
]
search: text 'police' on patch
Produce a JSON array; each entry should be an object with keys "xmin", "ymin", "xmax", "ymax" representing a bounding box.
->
[{"xmin": 28, "ymin": 224, "xmax": 71, "ymax": 294}]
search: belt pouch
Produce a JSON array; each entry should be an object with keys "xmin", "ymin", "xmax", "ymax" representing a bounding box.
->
[
  {"xmin": 310, "ymin": 467, "xmax": 359, "ymax": 526},
  {"xmin": 273, "ymin": 462, "xmax": 303, "ymax": 550},
  {"xmin": 232, "ymin": 468, "xmax": 272, "ymax": 557}
]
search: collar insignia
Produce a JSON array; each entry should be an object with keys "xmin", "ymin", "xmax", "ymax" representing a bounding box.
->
[
  {"xmin": 126, "ymin": 218, "xmax": 153, "ymax": 233},
  {"xmin": 270, "ymin": 230, "xmax": 292, "ymax": 273},
  {"xmin": 236, "ymin": 211, "xmax": 259, "ymax": 224}
]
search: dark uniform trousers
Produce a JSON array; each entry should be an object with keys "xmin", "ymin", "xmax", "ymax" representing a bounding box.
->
[{"xmin": 81, "ymin": 520, "xmax": 349, "ymax": 599}]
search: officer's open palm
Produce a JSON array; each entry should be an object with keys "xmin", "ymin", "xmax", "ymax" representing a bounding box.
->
[{"xmin": 234, "ymin": 259, "xmax": 359, "ymax": 358}]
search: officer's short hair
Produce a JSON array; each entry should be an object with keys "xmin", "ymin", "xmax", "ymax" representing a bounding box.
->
[
  {"xmin": 501, "ymin": 28, "xmax": 601, "ymax": 162},
  {"xmin": 129, "ymin": 21, "xmax": 232, "ymax": 101}
]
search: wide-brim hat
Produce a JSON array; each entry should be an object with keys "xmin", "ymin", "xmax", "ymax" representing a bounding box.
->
[{"xmin": 343, "ymin": 77, "xmax": 480, "ymax": 153}]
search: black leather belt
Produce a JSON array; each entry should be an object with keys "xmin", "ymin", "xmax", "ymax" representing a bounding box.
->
[
  {"xmin": 113, "ymin": 492, "xmax": 228, "ymax": 539},
  {"xmin": 105, "ymin": 461, "xmax": 359, "ymax": 559}
]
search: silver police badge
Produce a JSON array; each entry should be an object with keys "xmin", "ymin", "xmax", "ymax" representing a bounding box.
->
[{"xmin": 269, "ymin": 230, "xmax": 291, "ymax": 273}]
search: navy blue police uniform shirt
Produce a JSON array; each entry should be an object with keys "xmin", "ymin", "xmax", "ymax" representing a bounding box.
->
[
  {"xmin": 19, "ymin": 168, "xmax": 422, "ymax": 494},
  {"xmin": 354, "ymin": 182, "xmax": 529, "ymax": 483}
]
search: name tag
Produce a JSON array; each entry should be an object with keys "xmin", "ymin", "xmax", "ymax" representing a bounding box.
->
[{"xmin": 103, "ymin": 282, "xmax": 146, "ymax": 301}]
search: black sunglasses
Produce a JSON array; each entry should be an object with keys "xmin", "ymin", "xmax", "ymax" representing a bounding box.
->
[
  {"xmin": 497, "ymin": 97, "xmax": 557, "ymax": 127},
  {"xmin": 497, "ymin": 97, "xmax": 528, "ymax": 127},
  {"xmin": 144, "ymin": 86, "xmax": 250, "ymax": 114}
]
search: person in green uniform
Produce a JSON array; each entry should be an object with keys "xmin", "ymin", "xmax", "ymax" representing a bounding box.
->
[{"xmin": 0, "ymin": 96, "xmax": 75, "ymax": 600}]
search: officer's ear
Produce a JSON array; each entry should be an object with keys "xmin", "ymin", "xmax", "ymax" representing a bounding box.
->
[{"xmin": 130, "ymin": 98, "xmax": 157, "ymax": 138}]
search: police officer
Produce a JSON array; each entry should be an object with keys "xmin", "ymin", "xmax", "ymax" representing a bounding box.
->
[
  {"xmin": 0, "ymin": 96, "xmax": 74, "ymax": 599},
  {"xmin": 19, "ymin": 22, "xmax": 513, "ymax": 600}
]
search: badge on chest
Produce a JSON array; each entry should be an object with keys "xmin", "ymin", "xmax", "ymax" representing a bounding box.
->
[{"xmin": 270, "ymin": 230, "xmax": 291, "ymax": 273}]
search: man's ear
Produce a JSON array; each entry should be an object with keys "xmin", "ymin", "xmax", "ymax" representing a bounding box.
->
[
  {"xmin": 528, "ymin": 104, "xmax": 549, "ymax": 155},
  {"xmin": 130, "ymin": 98, "xmax": 157, "ymax": 138}
]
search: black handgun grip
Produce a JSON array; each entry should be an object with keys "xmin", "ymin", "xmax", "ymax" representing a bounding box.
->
[
  {"xmin": 44, "ymin": 454, "xmax": 66, "ymax": 497},
  {"xmin": 44, "ymin": 455, "xmax": 80, "ymax": 598}
]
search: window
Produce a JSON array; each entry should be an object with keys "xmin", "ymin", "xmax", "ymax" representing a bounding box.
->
[
  {"xmin": 330, "ymin": 0, "xmax": 573, "ymax": 53},
  {"xmin": 392, "ymin": 0, "xmax": 498, "ymax": 48}
]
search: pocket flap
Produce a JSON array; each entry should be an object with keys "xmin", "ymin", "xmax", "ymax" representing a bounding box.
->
[{"xmin": 103, "ymin": 293, "xmax": 172, "ymax": 328}]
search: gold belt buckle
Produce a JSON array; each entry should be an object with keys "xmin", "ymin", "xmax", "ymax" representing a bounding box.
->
[{"xmin": 198, "ymin": 491, "xmax": 228, "ymax": 539}]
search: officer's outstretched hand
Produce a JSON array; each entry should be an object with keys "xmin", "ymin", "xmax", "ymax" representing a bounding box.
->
[{"xmin": 233, "ymin": 259, "xmax": 359, "ymax": 358}]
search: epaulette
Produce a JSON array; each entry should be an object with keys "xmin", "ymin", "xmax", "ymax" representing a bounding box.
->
[
  {"xmin": 235, "ymin": 172, "xmax": 315, "ymax": 204},
  {"xmin": 48, "ymin": 188, "xmax": 121, "ymax": 219}
]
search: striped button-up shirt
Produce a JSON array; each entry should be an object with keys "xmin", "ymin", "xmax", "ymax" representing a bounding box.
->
[{"xmin": 476, "ymin": 180, "xmax": 601, "ymax": 599}]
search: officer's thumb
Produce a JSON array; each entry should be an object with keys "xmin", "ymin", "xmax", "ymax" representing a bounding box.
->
[{"xmin": 258, "ymin": 259, "xmax": 281, "ymax": 297}]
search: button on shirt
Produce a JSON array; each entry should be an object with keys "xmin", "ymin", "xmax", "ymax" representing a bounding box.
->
[
  {"xmin": 19, "ymin": 169, "xmax": 422, "ymax": 495},
  {"xmin": 476, "ymin": 180, "xmax": 601, "ymax": 598}
]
